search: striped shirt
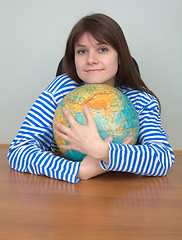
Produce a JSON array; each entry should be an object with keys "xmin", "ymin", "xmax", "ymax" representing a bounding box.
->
[{"xmin": 7, "ymin": 74, "xmax": 175, "ymax": 183}]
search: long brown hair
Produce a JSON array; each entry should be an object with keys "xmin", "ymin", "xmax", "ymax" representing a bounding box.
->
[{"xmin": 63, "ymin": 13, "xmax": 160, "ymax": 108}]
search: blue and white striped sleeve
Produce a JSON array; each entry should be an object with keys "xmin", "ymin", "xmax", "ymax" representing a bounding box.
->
[
  {"xmin": 100, "ymin": 92, "xmax": 175, "ymax": 176},
  {"xmin": 7, "ymin": 75, "xmax": 81, "ymax": 183}
]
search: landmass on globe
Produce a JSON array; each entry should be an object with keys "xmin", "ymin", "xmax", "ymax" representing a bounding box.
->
[{"xmin": 53, "ymin": 84, "xmax": 139, "ymax": 161}]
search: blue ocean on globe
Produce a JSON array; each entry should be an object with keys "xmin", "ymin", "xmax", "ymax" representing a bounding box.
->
[{"xmin": 53, "ymin": 84, "xmax": 139, "ymax": 161}]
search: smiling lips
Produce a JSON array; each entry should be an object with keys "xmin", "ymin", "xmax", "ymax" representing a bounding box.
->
[{"xmin": 85, "ymin": 69, "xmax": 103, "ymax": 72}]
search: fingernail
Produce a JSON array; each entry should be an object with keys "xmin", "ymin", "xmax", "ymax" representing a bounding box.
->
[{"xmin": 53, "ymin": 121, "xmax": 58, "ymax": 126}]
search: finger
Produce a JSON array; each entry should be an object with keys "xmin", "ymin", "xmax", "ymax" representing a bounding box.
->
[
  {"xmin": 60, "ymin": 143, "xmax": 72, "ymax": 150},
  {"xmin": 62, "ymin": 107, "xmax": 77, "ymax": 127},
  {"xmin": 83, "ymin": 105, "xmax": 97, "ymax": 126},
  {"xmin": 54, "ymin": 128, "xmax": 70, "ymax": 142},
  {"xmin": 104, "ymin": 136, "xmax": 113, "ymax": 143},
  {"xmin": 123, "ymin": 136, "xmax": 134, "ymax": 145},
  {"xmin": 53, "ymin": 121, "xmax": 70, "ymax": 135}
]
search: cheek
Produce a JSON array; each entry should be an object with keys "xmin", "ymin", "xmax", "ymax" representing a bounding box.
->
[
  {"xmin": 75, "ymin": 55, "xmax": 84, "ymax": 68},
  {"xmin": 75, "ymin": 58, "xmax": 81, "ymax": 73},
  {"xmin": 110, "ymin": 56, "xmax": 119, "ymax": 74},
  {"xmin": 75, "ymin": 58, "xmax": 85, "ymax": 80}
]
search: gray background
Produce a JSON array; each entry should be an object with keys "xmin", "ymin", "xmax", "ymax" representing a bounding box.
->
[{"xmin": 0, "ymin": 0, "xmax": 181, "ymax": 149}]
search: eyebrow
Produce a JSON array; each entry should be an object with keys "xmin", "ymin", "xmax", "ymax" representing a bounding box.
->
[
  {"xmin": 75, "ymin": 44, "xmax": 86, "ymax": 47},
  {"xmin": 75, "ymin": 42, "xmax": 108, "ymax": 48}
]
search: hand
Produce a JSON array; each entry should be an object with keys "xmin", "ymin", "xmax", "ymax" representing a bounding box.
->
[
  {"xmin": 78, "ymin": 136, "xmax": 113, "ymax": 180},
  {"xmin": 122, "ymin": 136, "xmax": 134, "ymax": 145},
  {"xmin": 77, "ymin": 155, "xmax": 107, "ymax": 180},
  {"xmin": 53, "ymin": 105, "xmax": 111, "ymax": 160},
  {"xmin": 78, "ymin": 136, "xmax": 133, "ymax": 180}
]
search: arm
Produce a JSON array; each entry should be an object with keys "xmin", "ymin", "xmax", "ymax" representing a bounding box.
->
[
  {"xmin": 55, "ymin": 94, "xmax": 174, "ymax": 177},
  {"xmin": 78, "ymin": 137, "xmax": 133, "ymax": 180},
  {"xmin": 100, "ymin": 97, "xmax": 175, "ymax": 176},
  {"xmin": 7, "ymin": 76, "xmax": 81, "ymax": 183},
  {"xmin": 53, "ymin": 105, "xmax": 134, "ymax": 180}
]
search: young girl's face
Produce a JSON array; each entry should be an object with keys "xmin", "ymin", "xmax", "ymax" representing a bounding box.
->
[{"xmin": 74, "ymin": 32, "xmax": 118, "ymax": 86}]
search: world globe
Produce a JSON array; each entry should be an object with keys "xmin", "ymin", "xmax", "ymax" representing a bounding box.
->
[{"xmin": 53, "ymin": 84, "xmax": 139, "ymax": 162}]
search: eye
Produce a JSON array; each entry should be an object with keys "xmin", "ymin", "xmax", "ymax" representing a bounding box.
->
[
  {"xmin": 77, "ymin": 49, "xmax": 86, "ymax": 54},
  {"xmin": 99, "ymin": 47, "xmax": 108, "ymax": 53}
]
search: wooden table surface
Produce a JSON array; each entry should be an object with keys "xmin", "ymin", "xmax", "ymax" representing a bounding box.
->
[{"xmin": 0, "ymin": 148, "xmax": 182, "ymax": 240}]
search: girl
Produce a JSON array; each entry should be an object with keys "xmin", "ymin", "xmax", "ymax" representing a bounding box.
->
[{"xmin": 8, "ymin": 13, "xmax": 174, "ymax": 183}]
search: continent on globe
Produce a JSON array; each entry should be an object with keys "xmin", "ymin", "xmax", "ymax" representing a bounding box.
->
[{"xmin": 53, "ymin": 84, "xmax": 139, "ymax": 162}]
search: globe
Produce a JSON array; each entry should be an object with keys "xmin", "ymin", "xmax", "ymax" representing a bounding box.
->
[{"xmin": 53, "ymin": 84, "xmax": 139, "ymax": 162}]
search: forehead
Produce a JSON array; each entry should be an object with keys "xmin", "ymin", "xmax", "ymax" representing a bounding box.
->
[{"xmin": 75, "ymin": 32, "xmax": 107, "ymax": 46}]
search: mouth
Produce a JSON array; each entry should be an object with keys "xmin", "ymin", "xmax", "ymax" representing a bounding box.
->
[{"xmin": 85, "ymin": 69, "xmax": 103, "ymax": 72}]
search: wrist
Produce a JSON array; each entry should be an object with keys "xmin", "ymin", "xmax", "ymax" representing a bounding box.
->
[
  {"xmin": 89, "ymin": 140, "xmax": 110, "ymax": 163},
  {"xmin": 78, "ymin": 155, "xmax": 108, "ymax": 180}
]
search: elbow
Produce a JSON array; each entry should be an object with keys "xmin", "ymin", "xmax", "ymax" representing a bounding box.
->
[
  {"xmin": 7, "ymin": 146, "xmax": 17, "ymax": 170},
  {"xmin": 7, "ymin": 143, "xmax": 27, "ymax": 171},
  {"xmin": 155, "ymin": 151, "xmax": 174, "ymax": 176}
]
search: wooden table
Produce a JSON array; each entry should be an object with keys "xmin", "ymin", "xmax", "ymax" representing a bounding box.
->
[{"xmin": 0, "ymin": 148, "xmax": 182, "ymax": 240}]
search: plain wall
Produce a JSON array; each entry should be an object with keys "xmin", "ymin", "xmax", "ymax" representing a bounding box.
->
[{"xmin": 0, "ymin": 0, "xmax": 182, "ymax": 149}]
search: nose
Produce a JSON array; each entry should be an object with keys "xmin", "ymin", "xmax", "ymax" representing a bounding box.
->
[{"xmin": 87, "ymin": 51, "xmax": 98, "ymax": 64}]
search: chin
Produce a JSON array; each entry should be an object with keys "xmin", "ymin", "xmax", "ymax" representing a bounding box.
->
[{"xmin": 84, "ymin": 79, "xmax": 106, "ymax": 84}]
